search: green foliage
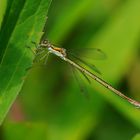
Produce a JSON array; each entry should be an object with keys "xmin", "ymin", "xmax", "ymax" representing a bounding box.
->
[
  {"xmin": 3, "ymin": 122, "xmax": 47, "ymax": 140},
  {"xmin": 0, "ymin": 0, "xmax": 51, "ymax": 124},
  {"xmin": 0, "ymin": 0, "xmax": 7, "ymax": 28},
  {"xmin": 132, "ymin": 134, "xmax": 140, "ymax": 140},
  {"xmin": 1, "ymin": 0, "xmax": 140, "ymax": 140},
  {"xmin": 47, "ymin": 0, "xmax": 95, "ymax": 42}
]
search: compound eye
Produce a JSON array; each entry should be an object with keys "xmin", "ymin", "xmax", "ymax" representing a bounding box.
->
[{"xmin": 42, "ymin": 39, "xmax": 48, "ymax": 44}]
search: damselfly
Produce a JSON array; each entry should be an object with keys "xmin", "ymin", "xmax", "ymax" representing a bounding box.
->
[{"xmin": 32, "ymin": 39, "xmax": 140, "ymax": 108}]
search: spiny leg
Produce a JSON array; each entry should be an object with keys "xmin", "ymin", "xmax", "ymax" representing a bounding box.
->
[
  {"xmin": 39, "ymin": 53, "xmax": 48, "ymax": 61},
  {"xmin": 26, "ymin": 52, "xmax": 49, "ymax": 71},
  {"xmin": 39, "ymin": 52, "xmax": 50, "ymax": 65},
  {"xmin": 44, "ymin": 52, "xmax": 50, "ymax": 65},
  {"xmin": 35, "ymin": 50, "xmax": 46, "ymax": 56}
]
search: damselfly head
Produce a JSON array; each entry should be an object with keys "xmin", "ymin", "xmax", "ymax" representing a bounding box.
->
[{"xmin": 40, "ymin": 39, "xmax": 51, "ymax": 48}]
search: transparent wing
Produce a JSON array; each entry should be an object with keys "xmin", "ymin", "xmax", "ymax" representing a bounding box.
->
[
  {"xmin": 67, "ymin": 47, "xmax": 106, "ymax": 60},
  {"xmin": 70, "ymin": 65, "xmax": 89, "ymax": 99},
  {"xmin": 68, "ymin": 52, "xmax": 101, "ymax": 75}
]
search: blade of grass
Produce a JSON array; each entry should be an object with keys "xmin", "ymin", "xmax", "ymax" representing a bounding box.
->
[
  {"xmin": 0, "ymin": 0, "xmax": 52, "ymax": 124},
  {"xmin": 0, "ymin": 0, "xmax": 7, "ymax": 29}
]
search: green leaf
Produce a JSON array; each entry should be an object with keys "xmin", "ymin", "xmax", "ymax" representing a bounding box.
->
[
  {"xmin": 3, "ymin": 122, "xmax": 47, "ymax": 140},
  {"xmin": 0, "ymin": 0, "xmax": 52, "ymax": 124},
  {"xmin": 0, "ymin": 0, "xmax": 7, "ymax": 29},
  {"xmin": 132, "ymin": 134, "xmax": 140, "ymax": 140}
]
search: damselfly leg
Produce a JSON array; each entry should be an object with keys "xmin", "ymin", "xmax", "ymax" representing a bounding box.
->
[{"xmin": 39, "ymin": 52, "xmax": 50, "ymax": 65}]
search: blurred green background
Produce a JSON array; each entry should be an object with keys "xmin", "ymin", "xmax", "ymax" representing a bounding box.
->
[{"xmin": 1, "ymin": 0, "xmax": 140, "ymax": 140}]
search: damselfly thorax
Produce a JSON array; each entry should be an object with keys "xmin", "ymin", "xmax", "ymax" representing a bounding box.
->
[{"xmin": 39, "ymin": 39, "xmax": 67, "ymax": 59}]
